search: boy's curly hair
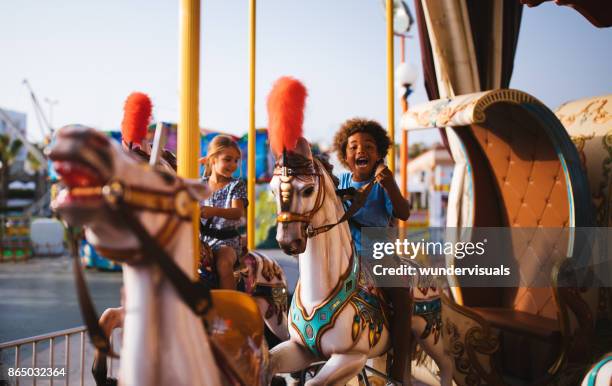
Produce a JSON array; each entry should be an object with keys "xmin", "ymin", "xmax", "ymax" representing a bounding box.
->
[{"xmin": 333, "ymin": 118, "xmax": 390, "ymax": 169}]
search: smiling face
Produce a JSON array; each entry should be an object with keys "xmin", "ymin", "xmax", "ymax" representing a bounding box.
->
[
  {"xmin": 211, "ymin": 147, "xmax": 240, "ymax": 179},
  {"xmin": 345, "ymin": 132, "xmax": 381, "ymax": 182}
]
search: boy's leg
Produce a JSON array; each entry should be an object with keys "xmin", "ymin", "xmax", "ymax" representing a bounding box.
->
[
  {"xmin": 386, "ymin": 286, "xmax": 413, "ymax": 384},
  {"xmin": 215, "ymin": 245, "xmax": 237, "ymax": 290}
]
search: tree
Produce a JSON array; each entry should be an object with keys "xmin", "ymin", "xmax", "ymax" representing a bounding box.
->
[{"xmin": 408, "ymin": 142, "xmax": 427, "ymax": 159}]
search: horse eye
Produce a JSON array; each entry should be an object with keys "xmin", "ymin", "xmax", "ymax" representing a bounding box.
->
[
  {"xmin": 157, "ymin": 170, "xmax": 176, "ymax": 184},
  {"xmin": 302, "ymin": 186, "xmax": 315, "ymax": 197}
]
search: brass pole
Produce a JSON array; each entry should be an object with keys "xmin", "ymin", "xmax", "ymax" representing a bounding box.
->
[
  {"xmin": 247, "ymin": 0, "xmax": 256, "ymax": 250},
  {"xmin": 386, "ymin": 0, "xmax": 395, "ymax": 173},
  {"xmin": 400, "ymin": 36, "xmax": 408, "ymax": 230},
  {"xmin": 178, "ymin": 0, "xmax": 201, "ymax": 277},
  {"xmin": 400, "ymin": 124, "xmax": 408, "ymax": 230}
]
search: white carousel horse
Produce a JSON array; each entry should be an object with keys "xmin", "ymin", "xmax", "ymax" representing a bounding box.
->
[
  {"xmin": 581, "ymin": 354, "xmax": 612, "ymax": 386},
  {"xmin": 268, "ymin": 138, "xmax": 453, "ymax": 386},
  {"xmin": 49, "ymin": 125, "xmax": 283, "ymax": 386}
]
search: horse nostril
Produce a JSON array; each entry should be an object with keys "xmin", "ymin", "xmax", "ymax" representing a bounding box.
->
[{"xmin": 289, "ymin": 239, "xmax": 305, "ymax": 254}]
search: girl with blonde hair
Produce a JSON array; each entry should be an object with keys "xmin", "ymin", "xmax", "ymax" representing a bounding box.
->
[{"xmin": 199, "ymin": 135, "xmax": 246, "ymax": 290}]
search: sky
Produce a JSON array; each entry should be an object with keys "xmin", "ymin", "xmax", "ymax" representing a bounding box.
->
[{"xmin": 1, "ymin": 0, "xmax": 611, "ymax": 149}]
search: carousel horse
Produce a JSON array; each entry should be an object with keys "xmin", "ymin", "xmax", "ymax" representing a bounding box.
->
[
  {"xmin": 50, "ymin": 124, "xmax": 277, "ymax": 386},
  {"xmin": 199, "ymin": 240, "xmax": 290, "ymax": 341},
  {"xmin": 581, "ymin": 354, "xmax": 612, "ymax": 386},
  {"xmin": 268, "ymin": 138, "xmax": 453, "ymax": 386}
]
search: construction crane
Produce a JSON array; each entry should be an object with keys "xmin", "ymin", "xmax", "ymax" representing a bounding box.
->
[{"xmin": 22, "ymin": 79, "xmax": 54, "ymax": 138}]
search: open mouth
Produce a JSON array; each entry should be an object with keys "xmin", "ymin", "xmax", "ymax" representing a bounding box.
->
[
  {"xmin": 52, "ymin": 159, "xmax": 106, "ymax": 209},
  {"xmin": 355, "ymin": 157, "xmax": 370, "ymax": 168}
]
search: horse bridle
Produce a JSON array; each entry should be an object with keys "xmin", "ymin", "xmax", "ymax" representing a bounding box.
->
[
  {"xmin": 274, "ymin": 160, "xmax": 326, "ymax": 238},
  {"xmin": 274, "ymin": 157, "xmax": 379, "ymax": 239},
  {"xmin": 67, "ymin": 177, "xmax": 213, "ymax": 358},
  {"xmin": 70, "ymin": 179, "xmax": 193, "ymax": 263}
]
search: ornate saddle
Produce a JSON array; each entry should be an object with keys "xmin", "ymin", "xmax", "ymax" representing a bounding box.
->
[{"xmin": 205, "ymin": 290, "xmax": 268, "ymax": 386}]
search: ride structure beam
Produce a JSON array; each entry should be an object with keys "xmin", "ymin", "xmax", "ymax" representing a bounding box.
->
[
  {"xmin": 247, "ymin": 0, "xmax": 256, "ymax": 250},
  {"xmin": 178, "ymin": 0, "xmax": 201, "ymax": 277}
]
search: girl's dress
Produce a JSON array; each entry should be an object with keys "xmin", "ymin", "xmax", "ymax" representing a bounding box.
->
[{"xmin": 199, "ymin": 176, "xmax": 247, "ymax": 258}]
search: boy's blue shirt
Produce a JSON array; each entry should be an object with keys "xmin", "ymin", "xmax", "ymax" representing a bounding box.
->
[{"xmin": 338, "ymin": 172, "xmax": 394, "ymax": 252}]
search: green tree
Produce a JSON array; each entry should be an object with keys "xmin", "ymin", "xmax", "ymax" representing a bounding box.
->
[
  {"xmin": 254, "ymin": 186, "xmax": 278, "ymax": 248},
  {"xmin": 408, "ymin": 142, "xmax": 427, "ymax": 159}
]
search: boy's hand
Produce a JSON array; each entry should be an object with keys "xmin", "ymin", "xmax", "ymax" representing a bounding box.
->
[{"xmin": 375, "ymin": 165, "xmax": 394, "ymax": 189}]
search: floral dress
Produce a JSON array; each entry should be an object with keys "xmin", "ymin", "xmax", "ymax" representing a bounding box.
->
[{"xmin": 199, "ymin": 176, "xmax": 247, "ymax": 257}]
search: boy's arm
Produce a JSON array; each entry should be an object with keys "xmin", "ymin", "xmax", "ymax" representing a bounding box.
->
[{"xmin": 376, "ymin": 166, "xmax": 411, "ymax": 221}]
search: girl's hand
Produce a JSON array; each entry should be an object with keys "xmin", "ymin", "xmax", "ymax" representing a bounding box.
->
[{"xmin": 201, "ymin": 206, "xmax": 212, "ymax": 218}]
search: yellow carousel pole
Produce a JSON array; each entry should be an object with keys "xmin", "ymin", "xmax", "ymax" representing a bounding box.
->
[
  {"xmin": 178, "ymin": 0, "xmax": 201, "ymax": 277},
  {"xmin": 386, "ymin": 0, "xmax": 395, "ymax": 173},
  {"xmin": 400, "ymin": 37, "xmax": 408, "ymax": 231},
  {"xmin": 247, "ymin": 0, "xmax": 256, "ymax": 250}
]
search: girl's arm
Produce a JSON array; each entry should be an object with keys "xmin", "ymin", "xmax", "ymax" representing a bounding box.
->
[
  {"xmin": 201, "ymin": 199, "xmax": 245, "ymax": 220},
  {"xmin": 376, "ymin": 166, "xmax": 411, "ymax": 221}
]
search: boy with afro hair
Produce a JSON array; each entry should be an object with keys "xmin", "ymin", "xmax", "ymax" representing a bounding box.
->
[{"xmin": 334, "ymin": 117, "xmax": 413, "ymax": 385}]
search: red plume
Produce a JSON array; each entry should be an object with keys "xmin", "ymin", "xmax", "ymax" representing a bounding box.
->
[
  {"xmin": 267, "ymin": 77, "xmax": 307, "ymax": 155},
  {"xmin": 121, "ymin": 92, "xmax": 152, "ymax": 145}
]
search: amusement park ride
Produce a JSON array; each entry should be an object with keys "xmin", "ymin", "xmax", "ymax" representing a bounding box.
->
[{"xmin": 41, "ymin": 0, "xmax": 612, "ymax": 385}]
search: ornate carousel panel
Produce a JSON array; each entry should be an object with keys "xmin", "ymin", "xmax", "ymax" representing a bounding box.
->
[{"xmin": 401, "ymin": 89, "xmax": 598, "ymax": 385}]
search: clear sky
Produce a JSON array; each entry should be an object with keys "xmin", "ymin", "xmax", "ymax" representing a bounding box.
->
[{"xmin": 1, "ymin": 0, "xmax": 611, "ymax": 147}]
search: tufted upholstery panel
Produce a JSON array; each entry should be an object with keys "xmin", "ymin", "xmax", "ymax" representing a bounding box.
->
[{"xmin": 468, "ymin": 104, "xmax": 571, "ymax": 319}]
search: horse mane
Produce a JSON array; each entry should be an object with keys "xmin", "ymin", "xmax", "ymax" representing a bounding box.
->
[
  {"xmin": 313, "ymin": 154, "xmax": 339, "ymax": 187},
  {"xmin": 276, "ymin": 151, "xmax": 339, "ymax": 187},
  {"xmin": 130, "ymin": 148, "xmax": 178, "ymax": 171}
]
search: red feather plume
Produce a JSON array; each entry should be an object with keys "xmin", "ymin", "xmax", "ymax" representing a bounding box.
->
[
  {"xmin": 267, "ymin": 77, "xmax": 307, "ymax": 155},
  {"xmin": 121, "ymin": 92, "xmax": 152, "ymax": 145}
]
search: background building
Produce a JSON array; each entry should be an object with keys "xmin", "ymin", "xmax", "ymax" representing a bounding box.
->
[{"xmin": 407, "ymin": 144, "xmax": 453, "ymax": 227}]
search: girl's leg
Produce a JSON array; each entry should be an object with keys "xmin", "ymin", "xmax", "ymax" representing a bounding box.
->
[{"xmin": 215, "ymin": 245, "xmax": 237, "ymax": 290}]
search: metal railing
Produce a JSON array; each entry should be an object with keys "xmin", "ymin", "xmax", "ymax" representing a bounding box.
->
[{"xmin": 0, "ymin": 326, "xmax": 120, "ymax": 386}]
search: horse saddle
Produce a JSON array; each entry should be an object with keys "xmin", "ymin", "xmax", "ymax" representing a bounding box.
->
[{"xmin": 204, "ymin": 290, "xmax": 268, "ymax": 386}]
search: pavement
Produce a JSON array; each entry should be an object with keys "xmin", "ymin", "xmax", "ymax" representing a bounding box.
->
[
  {"xmin": 0, "ymin": 250, "xmax": 297, "ymax": 344},
  {"xmin": 0, "ymin": 256, "xmax": 122, "ymax": 343}
]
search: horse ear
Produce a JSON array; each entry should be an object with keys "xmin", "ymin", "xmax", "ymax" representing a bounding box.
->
[
  {"xmin": 294, "ymin": 137, "xmax": 312, "ymax": 160},
  {"xmin": 184, "ymin": 179, "xmax": 211, "ymax": 201}
]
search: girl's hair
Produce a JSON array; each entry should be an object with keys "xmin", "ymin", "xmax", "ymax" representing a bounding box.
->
[
  {"xmin": 203, "ymin": 135, "xmax": 241, "ymax": 177},
  {"xmin": 333, "ymin": 118, "xmax": 390, "ymax": 169}
]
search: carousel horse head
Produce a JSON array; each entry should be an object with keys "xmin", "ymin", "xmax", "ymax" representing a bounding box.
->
[
  {"xmin": 270, "ymin": 138, "xmax": 321, "ymax": 255},
  {"xmin": 49, "ymin": 124, "xmax": 209, "ymax": 258},
  {"xmin": 266, "ymin": 76, "xmax": 342, "ymax": 255}
]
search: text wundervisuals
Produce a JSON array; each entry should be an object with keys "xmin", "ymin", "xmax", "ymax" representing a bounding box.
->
[
  {"xmin": 372, "ymin": 264, "xmax": 510, "ymax": 277},
  {"xmin": 371, "ymin": 239, "xmax": 487, "ymax": 259}
]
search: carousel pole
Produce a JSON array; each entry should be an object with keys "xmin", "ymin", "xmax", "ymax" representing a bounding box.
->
[
  {"xmin": 247, "ymin": 0, "xmax": 256, "ymax": 250},
  {"xmin": 399, "ymin": 36, "xmax": 408, "ymax": 231},
  {"xmin": 178, "ymin": 0, "xmax": 201, "ymax": 278},
  {"xmin": 386, "ymin": 0, "xmax": 395, "ymax": 173}
]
